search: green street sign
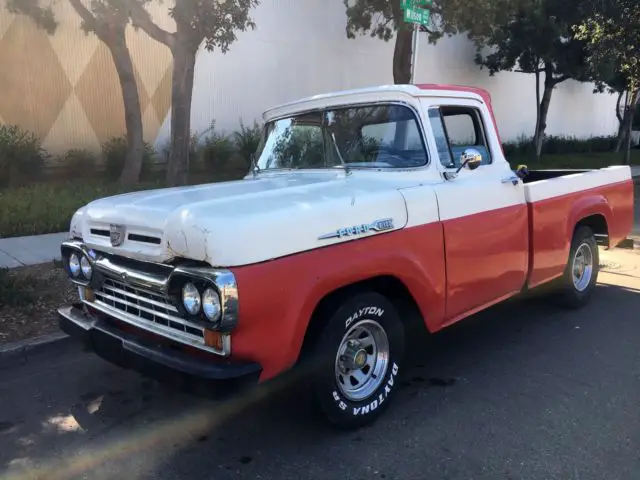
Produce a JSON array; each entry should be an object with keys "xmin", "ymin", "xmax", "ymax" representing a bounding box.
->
[
  {"xmin": 403, "ymin": 6, "xmax": 431, "ymax": 25},
  {"xmin": 400, "ymin": 0, "xmax": 431, "ymax": 10}
]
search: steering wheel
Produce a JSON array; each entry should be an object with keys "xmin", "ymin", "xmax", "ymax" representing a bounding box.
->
[{"xmin": 367, "ymin": 145, "xmax": 413, "ymax": 166}]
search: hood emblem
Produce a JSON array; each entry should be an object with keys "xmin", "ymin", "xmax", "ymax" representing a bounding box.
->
[
  {"xmin": 109, "ymin": 224, "xmax": 126, "ymax": 247},
  {"xmin": 318, "ymin": 218, "xmax": 394, "ymax": 240}
]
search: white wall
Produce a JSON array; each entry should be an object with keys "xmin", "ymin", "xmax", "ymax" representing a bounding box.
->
[{"xmin": 154, "ymin": 0, "xmax": 619, "ymax": 149}]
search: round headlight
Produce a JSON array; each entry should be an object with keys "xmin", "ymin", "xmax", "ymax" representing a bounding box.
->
[
  {"xmin": 182, "ymin": 283, "xmax": 201, "ymax": 315},
  {"xmin": 80, "ymin": 255, "xmax": 92, "ymax": 280},
  {"xmin": 69, "ymin": 253, "xmax": 81, "ymax": 277},
  {"xmin": 202, "ymin": 287, "xmax": 222, "ymax": 322}
]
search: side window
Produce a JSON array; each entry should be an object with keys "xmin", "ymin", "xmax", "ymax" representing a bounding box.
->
[
  {"xmin": 440, "ymin": 106, "xmax": 493, "ymax": 167},
  {"xmin": 360, "ymin": 119, "xmax": 424, "ymax": 151},
  {"xmin": 427, "ymin": 108, "xmax": 454, "ymax": 168}
]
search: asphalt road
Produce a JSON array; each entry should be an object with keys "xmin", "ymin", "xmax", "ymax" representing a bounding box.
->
[{"xmin": 1, "ymin": 249, "xmax": 640, "ymax": 480}]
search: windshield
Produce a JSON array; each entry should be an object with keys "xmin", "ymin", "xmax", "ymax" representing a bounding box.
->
[{"xmin": 254, "ymin": 104, "xmax": 428, "ymax": 171}]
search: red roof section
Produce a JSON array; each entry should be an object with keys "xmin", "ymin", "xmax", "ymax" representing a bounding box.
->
[{"xmin": 416, "ymin": 83, "xmax": 503, "ymax": 148}]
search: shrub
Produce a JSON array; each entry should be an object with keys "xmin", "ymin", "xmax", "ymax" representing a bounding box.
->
[
  {"xmin": 56, "ymin": 148, "xmax": 97, "ymax": 179},
  {"xmin": 101, "ymin": 136, "xmax": 155, "ymax": 181},
  {"xmin": 200, "ymin": 126, "xmax": 237, "ymax": 173},
  {"xmin": 0, "ymin": 267, "xmax": 38, "ymax": 307},
  {"xmin": 503, "ymin": 134, "xmax": 619, "ymax": 158},
  {"xmin": 0, "ymin": 124, "xmax": 48, "ymax": 187},
  {"xmin": 0, "ymin": 181, "xmax": 163, "ymax": 238},
  {"xmin": 233, "ymin": 119, "xmax": 263, "ymax": 169}
]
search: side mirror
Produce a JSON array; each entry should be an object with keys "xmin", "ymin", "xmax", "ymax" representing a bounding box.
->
[{"xmin": 456, "ymin": 148, "xmax": 483, "ymax": 173}]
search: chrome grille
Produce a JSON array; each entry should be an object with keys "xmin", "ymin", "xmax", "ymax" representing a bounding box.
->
[{"xmin": 93, "ymin": 278, "xmax": 204, "ymax": 341}]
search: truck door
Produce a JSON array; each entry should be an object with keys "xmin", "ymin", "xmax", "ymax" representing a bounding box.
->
[{"xmin": 426, "ymin": 104, "xmax": 529, "ymax": 323}]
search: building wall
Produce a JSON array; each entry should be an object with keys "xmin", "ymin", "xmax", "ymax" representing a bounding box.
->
[
  {"xmin": 176, "ymin": 0, "xmax": 619, "ymax": 148},
  {"xmin": 0, "ymin": 0, "xmax": 173, "ymax": 154},
  {"xmin": 0, "ymin": 0, "xmax": 620, "ymax": 157}
]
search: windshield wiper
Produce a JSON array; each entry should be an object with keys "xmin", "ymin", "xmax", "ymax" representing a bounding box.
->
[
  {"xmin": 329, "ymin": 131, "xmax": 351, "ymax": 176},
  {"xmin": 250, "ymin": 153, "xmax": 260, "ymax": 178}
]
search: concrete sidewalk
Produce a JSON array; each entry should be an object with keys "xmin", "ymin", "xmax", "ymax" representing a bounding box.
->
[
  {"xmin": 2, "ymin": 167, "xmax": 640, "ymax": 269},
  {"xmin": 0, "ymin": 232, "xmax": 67, "ymax": 268}
]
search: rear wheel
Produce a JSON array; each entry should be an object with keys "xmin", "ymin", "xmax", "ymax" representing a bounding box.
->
[
  {"xmin": 553, "ymin": 226, "xmax": 599, "ymax": 309},
  {"xmin": 308, "ymin": 292, "xmax": 406, "ymax": 429}
]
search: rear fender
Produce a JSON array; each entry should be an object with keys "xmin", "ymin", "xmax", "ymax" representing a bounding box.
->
[{"xmin": 566, "ymin": 194, "xmax": 612, "ymax": 246}]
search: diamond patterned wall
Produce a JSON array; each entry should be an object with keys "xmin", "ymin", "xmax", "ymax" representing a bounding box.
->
[{"xmin": 0, "ymin": 0, "xmax": 173, "ymax": 155}]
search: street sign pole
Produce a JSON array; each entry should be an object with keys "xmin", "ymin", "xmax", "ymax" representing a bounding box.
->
[
  {"xmin": 402, "ymin": 0, "xmax": 430, "ymax": 84},
  {"xmin": 410, "ymin": 23, "xmax": 419, "ymax": 84}
]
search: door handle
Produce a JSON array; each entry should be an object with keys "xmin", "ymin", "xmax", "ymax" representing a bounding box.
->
[{"xmin": 501, "ymin": 175, "xmax": 520, "ymax": 185}]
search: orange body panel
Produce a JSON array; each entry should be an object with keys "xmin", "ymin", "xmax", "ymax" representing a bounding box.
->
[
  {"xmin": 527, "ymin": 180, "xmax": 634, "ymax": 288},
  {"xmin": 440, "ymin": 204, "xmax": 529, "ymax": 324}
]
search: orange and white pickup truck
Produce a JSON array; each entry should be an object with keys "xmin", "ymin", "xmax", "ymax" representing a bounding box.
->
[{"xmin": 58, "ymin": 84, "xmax": 634, "ymax": 429}]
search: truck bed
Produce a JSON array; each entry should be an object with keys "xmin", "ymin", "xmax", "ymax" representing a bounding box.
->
[
  {"xmin": 520, "ymin": 169, "xmax": 591, "ymax": 183},
  {"xmin": 522, "ymin": 166, "xmax": 634, "ymax": 288}
]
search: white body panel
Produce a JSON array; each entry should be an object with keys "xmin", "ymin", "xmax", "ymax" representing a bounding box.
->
[
  {"xmin": 524, "ymin": 166, "xmax": 632, "ymax": 203},
  {"xmin": 69, "ymin": 86, "xmax": 632, "ymax": 268},
  {"xmin": 72, "ymin": 170, "xmax": 416, "ymax": 266}
]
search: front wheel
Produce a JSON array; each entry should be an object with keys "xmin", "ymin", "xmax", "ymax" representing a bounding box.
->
[
  {"xmin": 308, "ymin": 292, "xmax": 406, "ymax": 430},
  {"xmin": 553, "ymin": 225, "xmax": 600, "ymax": 309}
]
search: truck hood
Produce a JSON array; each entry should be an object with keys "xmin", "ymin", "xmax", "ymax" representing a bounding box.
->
[{"xmin": 71, "ymin": 171, "xmax": 411, "ymax": 266}]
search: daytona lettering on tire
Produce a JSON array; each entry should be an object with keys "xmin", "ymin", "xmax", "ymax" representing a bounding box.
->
[{"xmin": 310, "ymin": 292, "xmax": 405, "ymax": 429}]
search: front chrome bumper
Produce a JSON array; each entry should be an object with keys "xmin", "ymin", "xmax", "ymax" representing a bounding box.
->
[
  {"xmin": 60, "ymin": 240, "xmax": 239, "ymax": 357},
  {"xmin": 59, "ymin": 304, "xmax": 261, "ymax": 388}
]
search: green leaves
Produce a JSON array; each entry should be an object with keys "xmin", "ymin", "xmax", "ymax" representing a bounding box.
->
[
  {"xmin": 160, "ymin": 0, "xmax": 260, "ymax": 52},
  {"xmin": 474, "ymin": 0, "xmax": 588, "ymax": 81},
  {"xmin": 575, "ymin": 0, "xmax": 640, "ymax": 94}
]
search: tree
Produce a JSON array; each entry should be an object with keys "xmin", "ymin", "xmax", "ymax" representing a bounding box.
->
[
  {"xmin": 474, "ymin": 0, "xmax": 590, "ymax": 158},
  {"xmin": 343, "ymin": 0, "xmax": 521, "ymax": 85},
  {"xmin": 7, "ymin": 0, "xmax": 146, "ymax": 185},
  {"xmin": 589, "ymin": 69, "xmax": 633, "ymax": 153},
  {"xmin": 125, "ymin": 0, "xmax": 260, "ymax": 186},
  {"xmin": 574, "ymin": 0, "xmax": 640, "ymax": 164}
]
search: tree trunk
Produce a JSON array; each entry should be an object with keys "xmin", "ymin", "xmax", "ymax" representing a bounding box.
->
[
  {"xmin": 166, "ymin": 43, "xmax": 197, "ymax": 187},
  {"xmin": 106, "ymin": 30, "xmax": 145, "ymax": 185},
  {"xmin": 616, "ymin": 106, "xmax": 631, "ymax": 154},
  {"xmin": 623, "ymin": 90, "xmax": 640, "ymax": 165},
  {"xmin": 534, "ymin": 68, "xmax": 556, "ymax": 159},
  {"xmin": 616, "ymin": 90, "xmax": 624, "ymax": 125},
  {"xmin": 533, "ymin": 66, "xmax": 541, "ymax": 154},
  {"xmin": 393, "ymin": 28, "xmax": 413, "ymax": 84},
  {"xmin": 615, "ymin": 90, "xmax": 627, "ymax": 153}
]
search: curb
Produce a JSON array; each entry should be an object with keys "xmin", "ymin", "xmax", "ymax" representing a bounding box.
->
[{"xmin": 0, "ymin": 332, "xmax": 75, "ymax": 369}]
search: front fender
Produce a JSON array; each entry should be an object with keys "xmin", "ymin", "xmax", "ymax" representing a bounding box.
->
[{"xmin": 230, "ymin": 222, "xmax": 446, "ymax": 381}]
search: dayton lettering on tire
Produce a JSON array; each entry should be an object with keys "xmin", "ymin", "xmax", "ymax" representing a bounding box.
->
[{"xmin": 345, "ymin": 306, "xmax": 384, "ymax": 329}]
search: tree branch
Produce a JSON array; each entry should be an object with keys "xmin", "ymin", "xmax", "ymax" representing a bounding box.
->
[
  {"xmin": 126, "ymin": 1, "xmax": 175, "ymax": 49},
  {"xmin": 68, "ymin": 0, "xmax": 99, "ymax": 33}
]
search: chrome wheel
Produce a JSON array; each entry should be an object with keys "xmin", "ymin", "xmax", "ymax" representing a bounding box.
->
[
  {"xmin": 334, "ymin": 319, "xmax": 390, "ymax": 402},
  {"xmin": 572, "ymin": 242, "xmax": 594, "ymax": 292}
]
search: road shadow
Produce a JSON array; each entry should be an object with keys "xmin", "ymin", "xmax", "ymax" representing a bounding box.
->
[{"xmin": 1, "ymin": 281, "xmax": 639, "ymax": 479}]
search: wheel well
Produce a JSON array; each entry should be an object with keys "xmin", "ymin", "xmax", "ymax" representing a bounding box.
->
[
  {"xmin": 297, "ymin": 275, "xmax": 428, "ymax": 365},
  {"xmin": 575, "ymin": 214, "xmax": 609, "ymax": 247}
]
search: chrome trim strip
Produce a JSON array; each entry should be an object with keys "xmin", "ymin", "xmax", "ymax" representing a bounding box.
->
[
  {"xmin": 85, "ymin": 299, "xmax": 231, "ymax": 356},
  {"xmin": 95, "ymin": 255, "xmax": 169, "ymax": 291}
]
